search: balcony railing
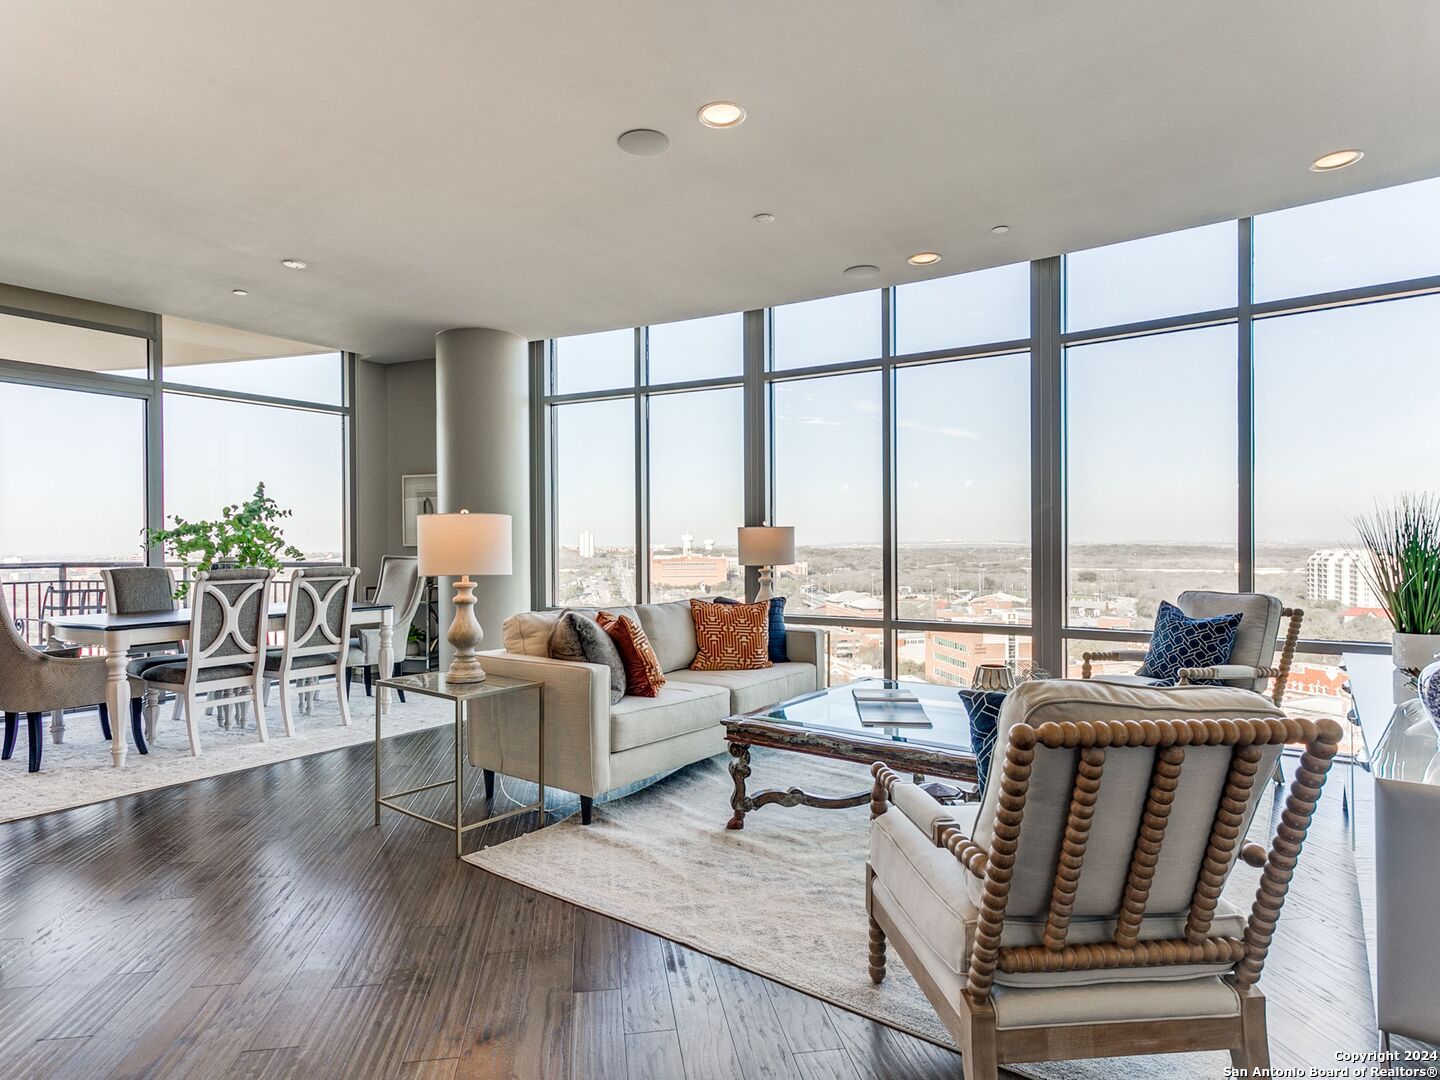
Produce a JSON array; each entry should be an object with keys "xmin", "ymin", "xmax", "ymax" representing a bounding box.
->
[{"xmin": 1, "ymin": 561, "xmax": 340, "ymax": 647}]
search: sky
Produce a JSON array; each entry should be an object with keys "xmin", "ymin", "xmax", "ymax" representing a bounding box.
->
[
  {"xmin": 0, "ymin": 353, "xmax": 345, "ymax": 560},
  {"xmin": 553, "ymin": 175, "xmax": 1440, "ymax": 551},
  {"xmin": 6, "ymin": 176, "xmax": 1440, "ymax": 562}
]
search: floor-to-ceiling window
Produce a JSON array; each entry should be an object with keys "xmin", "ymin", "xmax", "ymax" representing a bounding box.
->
[
  {"xmin": 537, "ymin": 175, "xmax": 1440, "ymax": 711},
  {"xmin": 545, "ymin": 314, "xmax": 746, "ymax": 608},
  {"xmin": 0, "ymin": 299, "xmax": 351, "ymax": 642}
]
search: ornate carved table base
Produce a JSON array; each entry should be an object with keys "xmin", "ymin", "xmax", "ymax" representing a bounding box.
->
[{"xmin": 724, "ymin": 733, "xmax": 977, "ymax": 830}]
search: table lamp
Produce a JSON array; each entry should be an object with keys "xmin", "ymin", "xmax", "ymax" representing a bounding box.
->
[
  {"xmin": 738, "ymin": 525, "xmax": 795, "ymax": 603},
  {"xmin": 417, "ymin": 510, "xmax": 512, "ymax": 683}
]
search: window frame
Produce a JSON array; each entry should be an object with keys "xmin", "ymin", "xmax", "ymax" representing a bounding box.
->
[
  {"xmin": 0, "ymin": 302, "xmax": 354, "ymax": 571},
  {"xmin": 536, "ymin": 185, "xmax": 1440, "ymax": 675}
]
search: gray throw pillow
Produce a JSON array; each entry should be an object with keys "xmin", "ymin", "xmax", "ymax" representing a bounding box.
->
[{"xmin": 550, "ymin": 611, "xmax": 625, "ymax": 704}]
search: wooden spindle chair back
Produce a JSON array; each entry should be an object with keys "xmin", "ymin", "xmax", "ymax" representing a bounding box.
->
[{"xmin": 926, "ymin": 714, "xmax": 1343, "ymax": 1005}]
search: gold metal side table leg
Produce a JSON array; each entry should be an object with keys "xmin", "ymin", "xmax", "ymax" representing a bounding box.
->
[
  {"xmin": 373, "ymin": 682, "xmax": 382, "ymax": 827},
  {"xmin": 454, "ymin": 698, "xmax": 465, "ymax": 858}
]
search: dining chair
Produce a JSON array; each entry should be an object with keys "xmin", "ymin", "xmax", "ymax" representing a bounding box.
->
[
  {"xmin": 866, "ymin": 679, "xmax": 1342, "ymax": 1079},
  {"xmin": 347, "ymin": 555, "xmax": 425, "ymax": 702},
  {"xmin": 127, "ymin": 568, "xmax": 274, "ymax": 756},
  {"xmin": 0, "ymin": 590, "xmax": 145, "ymax": 770},
  {"xmin": 263, "ymin": 566, "xmax": 358, "ymax": 735}
]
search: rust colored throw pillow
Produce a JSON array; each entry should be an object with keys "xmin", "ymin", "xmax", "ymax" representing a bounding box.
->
[
  {"xmin": 597, "ymin": 611, "xmax": 667, "ymax": 697},
  {"xmin": 689, "ymin": 598, "xmax": 772, "ymax": 671}
]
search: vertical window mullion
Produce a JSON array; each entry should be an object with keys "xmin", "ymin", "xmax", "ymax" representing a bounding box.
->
[
  {"xmin": 1237, "ymin": 217, "xmax": 1256, "ymax": 593},
  {"xmin": 881, "ymin": 287, "xmax": 897, "ymax": 679},
  {"xmin": 1030, "ymin": 257, "xmax": 1065, "ymax": 678},
  {"xmin": 634, "ymin": 328, "xmax": 649, "ymax": 603}
]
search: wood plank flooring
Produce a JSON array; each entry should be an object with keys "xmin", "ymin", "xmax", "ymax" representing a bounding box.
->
[{"xmin": 0, "ymin": 725, "xmax": 1405, "ymax": 1079}]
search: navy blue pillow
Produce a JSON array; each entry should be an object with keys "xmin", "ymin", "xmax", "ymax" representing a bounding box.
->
[
  {"xmin": 1137, "ymin": 601, "xmax": 1242, "ymax": 685},
  {"xmin": 957, "ymin": 689, "xmax": 1005, "ymax": 799},
  {"xmin": 712, "ymin": 595, "xmax": 788, "ymax": 662}
]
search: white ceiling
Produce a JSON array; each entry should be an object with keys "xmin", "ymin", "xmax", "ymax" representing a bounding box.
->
[{"xmin": 2, "ymin": 1, "xmax": 1439, "ymax": 362}]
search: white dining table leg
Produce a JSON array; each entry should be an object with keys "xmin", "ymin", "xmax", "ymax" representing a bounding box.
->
[
  {"xmin": 377, "ymin": 613, "xmax": 395, "ymax": 718},
  {"xmin": 105, "ymin": 646, "xmax": 130, "ymax": 768}
]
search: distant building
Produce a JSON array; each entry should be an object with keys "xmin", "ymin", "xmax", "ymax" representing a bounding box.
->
[
  {"xmin": 578, "ymin": 530, "xmax": 595, "ymax": 559},
  {"xmin": 925, "ymin": 629, "xmax": 1033, "ymax": 687},
  {"xmin": 650, "ymin": 532, "xmax": 729, "ymax": 588},
  {"xmin": 1307, "ymin": 549, "xmax": 1380, "ymax": 609}
]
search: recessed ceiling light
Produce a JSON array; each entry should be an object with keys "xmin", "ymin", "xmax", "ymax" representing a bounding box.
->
[
  {"xmin": 1310, "ymin": 149, "xmax": 1364, "ymax": 172},
  {"xmin": 698, "ymin": 101, "xmax": 746, "ymax": 128},
  {"xmin": 232, "ymin": 289, "xmax": 249, "ymax": 296},
  {"xmin": 281, "ymin": 258, "xmax": 307, "ymax": 270},
  {"xmin": 907, "ymin": 252, "xmax": 942, "ymax": 267},
  {"xmin": 617, "ymin": 128, "xmax": 670, "ymax": 156},
  {"xmin": 991, "ymin": 225, "xmax": 1011, "ymax": 235},
  {"xmin": 752, "ymin": 212, "xmax": 775, "ymax": 224},
  {"xmin": 843, "ymin": 264, "xmax": 880, "ymax": 279}
]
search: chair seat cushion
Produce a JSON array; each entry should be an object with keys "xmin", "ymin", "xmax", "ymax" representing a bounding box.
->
[
  {"xmin": 666, "ymin": 663, "xmax": 816, "ymax": 714},
  {"xmin": 989, "ymin": 976, "xmax": 1240, "ymax": 1030},
  {"xmin": 608, "ymin": 681, "xmax": 729, "ymax": 753},
  {"xmin": 265, "ymin": 650, "xmax": 340, "ymax": 673},
  {"xmin": 128, "ymin": 659, "xmax": 255, "ymax": 685},
  {"xmin": 868, "ymin": 809, "xmax": 1247, "ymax": 987}
]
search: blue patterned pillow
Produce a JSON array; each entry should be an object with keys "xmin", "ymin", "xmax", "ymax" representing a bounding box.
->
[
  {"xmin": 1137, "ymin": 601, "xmax": 1242, "ymax": 685},
  {"xmin": 957, "ymin": 689, "xmax": 1005, "ymax": 799},
  {"xmin": 713, "ymin": 595, "xmax": 788, "ymax": 662}
]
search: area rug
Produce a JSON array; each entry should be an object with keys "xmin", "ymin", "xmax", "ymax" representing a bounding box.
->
[
  {"xmin": 467, "ymin": 749, "xmax": 1273, "ymax": 1080},
  {"xmin": 0, "ymin": 691, "xmax": 451, "ymax": 823}
]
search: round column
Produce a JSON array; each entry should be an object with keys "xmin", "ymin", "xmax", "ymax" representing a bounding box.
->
[{"xmin": 434, "ymin": 328, "xmax": 531, "ymax": 662}]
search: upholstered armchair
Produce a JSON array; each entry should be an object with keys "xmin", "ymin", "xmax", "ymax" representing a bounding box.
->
[
  {"xmin": 1081, "ymin": 591, "xmax": 1303, "ymax": 706},
  {"xmin": 1, "ymin": 590, "xmax": 145, "ymax": 771},
  {"xmin": 866, "ymin": 679, "xmax": 1341, "ymax": 1079}
]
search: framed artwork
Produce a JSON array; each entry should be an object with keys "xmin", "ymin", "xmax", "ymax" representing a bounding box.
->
[{"xmin": 401, "ymin": 474, "xmax": 438, "ymax": 548}]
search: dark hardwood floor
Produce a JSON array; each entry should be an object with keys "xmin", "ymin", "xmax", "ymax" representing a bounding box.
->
[{"xmin": 0, "ymin": 726, "xmax": 1393, "ymax": 1079}]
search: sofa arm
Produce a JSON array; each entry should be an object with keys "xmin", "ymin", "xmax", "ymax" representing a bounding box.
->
[
  {"xmin": 784, "ymin": 626, "xmax": 829, "ymax": 686},
  {"xmin": 471, "ymin": 651, "xmax": 613, "ymax": 797}
]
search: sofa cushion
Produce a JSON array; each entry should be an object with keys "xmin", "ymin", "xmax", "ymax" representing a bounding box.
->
[
  {"xmin": 598, "ymin": 612, "xmax": 666, "ymax": 697},
  {"xmin": 868, "ymin": 810, "xmax": 1247, "ymax": 987},
  {"xmin": 690, "ymin": 598, "xmax": 770, "ymax": 671},
  {"xmin": 634, "ymin": 600, "xmax": 699, "ymax": 672},
  {"xmin": 502, "ymin": 606, "xmax": 639, "ymax": 658},
  {"xmin": 713, "ymin": 595, "xmax": 788, "ymax": 662},
  {"xmin": 667, "ymin": 662, "xmax": 816, "ymax": 714},
  {"xmin": 609, "ymin": 681, "xmax": 730, "ymax": 753},
  {"xmin": 549, "ymin": 612, "xmax": 626, "ymax": 704}
]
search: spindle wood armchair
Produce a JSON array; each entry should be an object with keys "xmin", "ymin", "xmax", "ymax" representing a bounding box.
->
[{"xmin": 865, "ymin": 680, "xmax": 1341, "ymax": 1080}]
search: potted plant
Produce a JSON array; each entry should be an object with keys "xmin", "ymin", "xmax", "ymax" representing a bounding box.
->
[
  {"xmin": 145, "ymin": 483, "xmax": 305, "ymax": 599},
  {"xmin": 1353, "ymin": 493, "xmax": 1440, "ymax": 676}
]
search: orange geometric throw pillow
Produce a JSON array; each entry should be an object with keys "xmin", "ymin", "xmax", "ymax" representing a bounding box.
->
[
  {"xmin": 597, "ymin": 611, "xmax": 667, "ymax": 697},
  {"xmin": 689, "ymin": 598, "xmax": 771, "ymax": 671}
]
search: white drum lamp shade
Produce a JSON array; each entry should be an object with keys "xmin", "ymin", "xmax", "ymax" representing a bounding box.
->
[
  {"xmin": 737, "ymin": 526, "xmax": 795, "ymax": 603},
  {"xmin": 417, "ymin": 511, "xmax": 513, "ymax": 578},
  {"xmin": 417, "ymin": 511, "xmax": 512, "ymax": 683}
]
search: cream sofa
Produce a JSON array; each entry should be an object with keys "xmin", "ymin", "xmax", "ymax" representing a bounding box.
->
[{"xmin": 470, "ymin": 599, "xmax": 828, "ymax": 823}]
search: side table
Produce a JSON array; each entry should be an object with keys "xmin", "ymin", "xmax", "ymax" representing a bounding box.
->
[{"xmin": 374, "ymin": 671, "xmax": 544, "ymax": 857}]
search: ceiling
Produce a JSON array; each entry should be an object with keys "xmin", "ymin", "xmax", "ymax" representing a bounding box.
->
[{"xmin": 2, "ymin": 1, "xmax": 1438, "ymax": 363}]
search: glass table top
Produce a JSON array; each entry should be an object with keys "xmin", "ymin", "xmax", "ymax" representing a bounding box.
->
[
  {"xmin": 1345, "ymin": 652, "xmax": 1440, "ymax": 787},
  {"xmin": 740, "ymin": 678, "xmax": 975, "ymax": 754}
]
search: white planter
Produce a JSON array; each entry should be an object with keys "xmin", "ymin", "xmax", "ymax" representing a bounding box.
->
[{"xmin": 1393, "ymin": 632, "xmax": 1440, "ymax": 673}]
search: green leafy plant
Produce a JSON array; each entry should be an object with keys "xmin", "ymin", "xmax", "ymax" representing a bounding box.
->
[
  {"xmin": 144, "ymin": 483, "xmax": 305, "ymax": 598},
  {"xmin": 1352, "ymin": 493, "xmax": 1440, "ymax": 635}
]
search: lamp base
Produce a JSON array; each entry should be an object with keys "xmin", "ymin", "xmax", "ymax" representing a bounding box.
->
[
  {"xmin": 755, "ymin": 566, "xmax": 774, "ymax": 603},
  {"xmin": 444, "ymin": 576, "xmax": 488, "ymax": 684}
]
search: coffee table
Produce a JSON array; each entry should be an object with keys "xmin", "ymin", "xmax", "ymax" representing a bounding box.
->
[{"xmin": 723, "ymin": 678, "xmax": 979, "ymax": 830}]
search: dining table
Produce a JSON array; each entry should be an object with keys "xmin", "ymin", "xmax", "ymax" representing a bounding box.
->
[{"xmin": 44, "ymin": 602, "xmax": 395, "ymax": 768}]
